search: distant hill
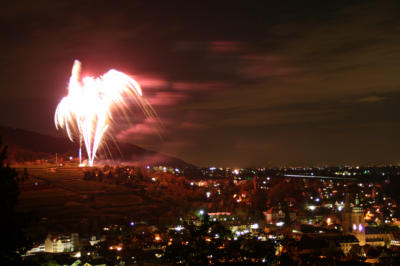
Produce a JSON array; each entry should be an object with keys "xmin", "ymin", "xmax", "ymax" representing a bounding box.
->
[{"xmin": 0, "ymin": 126, "xmax": 193, "ymax": 168}]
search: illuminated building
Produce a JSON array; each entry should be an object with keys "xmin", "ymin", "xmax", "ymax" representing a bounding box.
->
[
  {"xmin": 342, "ymin": 193, "xmax": 365, "ymax": 245},
  {"xmin": 365, "ymin": 227, "xmax": 394, "ymax": 247},
  {"xmin": 44, "ymin": 233, "xmax": 79, "ymax": 253}
]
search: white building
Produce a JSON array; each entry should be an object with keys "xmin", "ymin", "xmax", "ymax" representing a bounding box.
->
[
  {"xmin": 26, "ymin": 244, "xmax": 45, "ymax": 255},
  {"xmin": 44, "ymin": 233, "xmax": 79, "ymax": 253}
]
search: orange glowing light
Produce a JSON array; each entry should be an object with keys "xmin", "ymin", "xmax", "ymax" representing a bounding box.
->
[
  {"xmin": 326, "ymin": 217, "xmax": 332, "ymax": 225},
  {"xmin": 154, "ymin": 234, "xmax": 161, "ymax": 241}
]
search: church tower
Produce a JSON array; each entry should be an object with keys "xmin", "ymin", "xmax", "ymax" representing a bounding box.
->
[{"xmin": 342, "ymin": 193, "xmax": 365, "ymax": 245}]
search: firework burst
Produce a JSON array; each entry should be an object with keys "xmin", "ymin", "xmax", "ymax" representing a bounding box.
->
[{"xmin": 55, "ymin": 60, "xmax": 157, "ymax": 166}]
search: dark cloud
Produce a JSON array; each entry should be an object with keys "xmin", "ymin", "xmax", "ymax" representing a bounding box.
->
[{"xmin": 1, "ymin": 0, "xmax": 400, "ymax": 166}]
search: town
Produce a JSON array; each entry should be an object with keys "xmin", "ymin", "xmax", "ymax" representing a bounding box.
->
[{"xmin": 18, "ymin": 164, "xmax": 400, "ymax": 265}]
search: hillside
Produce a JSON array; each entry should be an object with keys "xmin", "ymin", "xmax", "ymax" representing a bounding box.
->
[{"xmin": 0, "ymin": 126, "xmax": 193, "ymax": 168}]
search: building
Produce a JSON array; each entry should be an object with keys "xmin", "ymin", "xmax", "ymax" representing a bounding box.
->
[
  {"xmin": 336, "ymin": 235, "xmax": 360, "ymax": 255},
  {"xmin": 208, "ymin": 212, "xmax": 233, "ymax": 222},
  {"xmin": 365, "ymin": 227, "xmax": 394, "ymax": 247},
  {"xmin": 44, "ymin": 233, "xmax": 79, "ymax": 253},
  {"xmin": 342, "ymin": 193, "xmax": 365, "ymax": 244},
  {"xmin": 341, "ymin": 193, "xmax": 396, "ymax": 247},
  {"xmin": 263, "ymin": 204, "xmax": 296, "ymax": 225},
  {"xmin": 26, "ymin": 244, "xmax": 45, "ymax": 255}
]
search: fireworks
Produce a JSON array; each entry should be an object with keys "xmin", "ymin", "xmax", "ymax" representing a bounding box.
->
[{"xmin": 55, "ymin": 60, "xmax": 157, "ymax": 166}]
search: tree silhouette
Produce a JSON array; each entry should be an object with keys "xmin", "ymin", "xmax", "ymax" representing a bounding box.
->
[{"xmin": 0, "ymin": 138, "xmax": 31, "ymax": 264}]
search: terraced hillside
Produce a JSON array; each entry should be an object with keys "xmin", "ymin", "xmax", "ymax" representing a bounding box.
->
[{"xmin": 15, "ymin": 165, "xmax": 205, "ymax": 234}]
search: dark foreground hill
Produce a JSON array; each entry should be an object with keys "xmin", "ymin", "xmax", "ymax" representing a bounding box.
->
[{"xmin": 0, "ymin": 126, "xmax": 193, "ymax": 168}]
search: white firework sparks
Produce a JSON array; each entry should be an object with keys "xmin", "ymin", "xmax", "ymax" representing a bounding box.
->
[{"xmin": 55, "ymin": 60, "xmax": 157, "ymax": 166}]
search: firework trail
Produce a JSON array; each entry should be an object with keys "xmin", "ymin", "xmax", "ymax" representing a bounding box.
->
[{"xmin": 55, "ymin": 60, "xmax": 158, "ymax": 166}]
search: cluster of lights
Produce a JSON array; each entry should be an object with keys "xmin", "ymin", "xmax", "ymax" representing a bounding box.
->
[
  {"xmin": 352, "ymin": 223, "xmax": 363, "ymax": 232},
  {"xmin": 250, "ymin": 223, "xmax": 259, "ymax": 229},
  {"xmin": 235, "ymin": 229, "xmax": 250, "ymax": 236}
]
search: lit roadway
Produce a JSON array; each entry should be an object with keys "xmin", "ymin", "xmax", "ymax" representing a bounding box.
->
[{"xmin": 284, "ymin": 174, "xmax": 357, "ymax": 181}]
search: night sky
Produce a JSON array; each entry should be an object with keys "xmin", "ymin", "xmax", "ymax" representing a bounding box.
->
[{"xmin": 1, "ymin": 1, "xmax": 400, "ymax": 167}]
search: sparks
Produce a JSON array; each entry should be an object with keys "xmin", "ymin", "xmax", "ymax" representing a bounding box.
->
[{"xmin": 55, "ymin": 60, "xmax": 157, "ymax": 166}]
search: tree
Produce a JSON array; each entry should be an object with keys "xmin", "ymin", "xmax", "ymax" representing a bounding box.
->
[
  {"xmin": 97, "ymin": 169, "xmax": 105, "ymax": 182},
  {"xmin": 83, "ymin": 171, "xmax": 92, "ymax": 180},
  {"xmin": 252, "ymin": 188, "xmax": 268, "ymax": 219},
  {"xmin": 0, "ymin": 138, "xmax": 31, "ymax": 264},
  {"xmin": 22, "ymin": 168, "xmax": 29, "ymax": 181},
  {"xmin": 107, "ymin": 170, "xmax": 114, "ymax": 180}
]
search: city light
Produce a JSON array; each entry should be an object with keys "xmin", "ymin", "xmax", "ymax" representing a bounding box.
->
[
  {"xmin": 175, "ymin": 226, "xmax": 184, "ymax": 231},
  {"xmin": 276, "ymin": 221, "xmax": 284, "ymax": 227},
  {"xmin": 251, "ymin": 223, "xmax": 259, "ymax": 229},
  {"xmin": 326, "ymin": 217, "xmax": 332, "ymax": 225}
]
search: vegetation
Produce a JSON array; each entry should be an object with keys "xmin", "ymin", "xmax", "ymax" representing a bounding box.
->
[{"xmin": 0, "ymin": 139, "xmax": 31, "ymax": 264}]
